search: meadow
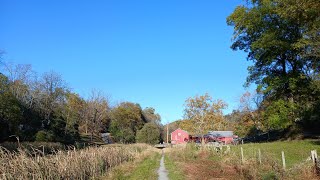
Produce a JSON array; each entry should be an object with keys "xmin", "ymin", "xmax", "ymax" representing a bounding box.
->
[{"xmin": 165, "ymin": 140, "xmax": 320, "ymax": 180}]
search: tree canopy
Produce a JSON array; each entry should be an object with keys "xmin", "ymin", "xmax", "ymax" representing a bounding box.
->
[
  {"xmin": 184, "ymin": 93, "xmax": 228, "ymax": 136},
  {"xmin": 136, "ymin": 123, "xmax": 161, "ymax": 144},
  {"xmin": 0, "ymin": 60, "xmax": 162, "ymax": 144},
  {"xmin": 227, "ymin": 0, "xmax": 320, "ymax": 130}
]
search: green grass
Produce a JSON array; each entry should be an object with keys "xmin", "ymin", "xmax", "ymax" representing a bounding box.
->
[
  {"xmin": 164, "ymin": 154, "xmax": 185, "ymax": 180},
  {"xmin": 164, "ymin": 140, "xmax": 320, "ymax": 179},
  {"xmin": 111, "ymin": 152, "xmax": 161, "ymax": 180},
  {"xmin": 232, "ymin": 140, "xmax": 320, "ymax": 168},
  {"xmin": 128, "ymin": 152, "xmax": 161, "ymax": 180}
]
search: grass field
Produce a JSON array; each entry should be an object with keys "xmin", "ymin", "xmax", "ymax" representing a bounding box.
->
[
  {"xmin": 234, "ymin": 140, "xmax": 320, "ymax": 168},
  {"xmin": 164, "ymin": 140, "xmax": 320, "ymax": 180}
]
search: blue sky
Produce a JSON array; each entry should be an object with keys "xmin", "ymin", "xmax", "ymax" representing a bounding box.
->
[{"xmin": 0, "ymin": 0, "xmax": 253, "ymax": 123}]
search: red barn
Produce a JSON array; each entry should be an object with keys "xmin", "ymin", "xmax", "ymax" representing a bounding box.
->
[{"xmin": 171, "ymin": 128, "xmax": 189, "ymax": 144}]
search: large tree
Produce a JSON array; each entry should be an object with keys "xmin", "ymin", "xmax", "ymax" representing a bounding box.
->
[
  {"xmin": 84, "ymin": 90, "xmax": 110, "ymax": 142},
  {"xmin": 275, "ymin": 0, "xmax": 320, "ymax": 58},
  {"xmin": 109, "ymin": 102, "xmax": 145, "ymax": 143},
  {"xmin": 34, "ymin": 71, "xmax": 68, "ymax": 125},
  {"xmin": 227, "ymin": 0, "xmax": 320, "ymax": 129}
]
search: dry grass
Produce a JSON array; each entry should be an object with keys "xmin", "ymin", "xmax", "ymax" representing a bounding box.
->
[
  {"xmin": 0, "ymin": 143, "xmax": 151, "ymax": 179},
  {"xmin": 0, "ymin": 142, "xmax": 66, "ymax": 153}
]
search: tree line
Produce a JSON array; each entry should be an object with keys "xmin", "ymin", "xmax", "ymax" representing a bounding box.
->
[{"xmin": 0, "ymin": 60, "xmax": 162, "ymax": 144}]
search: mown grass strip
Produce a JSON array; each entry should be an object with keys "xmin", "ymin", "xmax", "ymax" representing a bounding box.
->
[
  {"xmin": 110, "ymin": 151, "xmax": 161, "ymax": 180},
  {"xmin": 164, "ymin": 153, "xmax": 185, "ymax": 180}
]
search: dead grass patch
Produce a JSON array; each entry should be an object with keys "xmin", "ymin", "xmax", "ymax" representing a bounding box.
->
[{"xmin": 0, "ymin": 143, "xmax": 152, "ymax": 179}]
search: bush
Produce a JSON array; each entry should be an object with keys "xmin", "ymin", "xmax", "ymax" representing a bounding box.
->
[
  {"xmin": 136, "ymin": 123, "xmax": 160, "ymax": 144},
  {"xmin": 35, "ymin": 131, "xmax": 54, "ymax": 142}
]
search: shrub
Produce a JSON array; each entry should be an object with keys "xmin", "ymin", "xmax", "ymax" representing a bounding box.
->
[
  {"xmin": 136, "ymin": 123, "xmax": 160, "ymax": 144},
  {"xmin": 35, "ymin": 130, "xmax": 54, "ymax": 142}
]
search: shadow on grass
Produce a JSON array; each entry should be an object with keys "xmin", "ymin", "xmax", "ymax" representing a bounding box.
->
[{"xmin": 308, "ymin": 139, "xmax": 320, "ymax": 146}]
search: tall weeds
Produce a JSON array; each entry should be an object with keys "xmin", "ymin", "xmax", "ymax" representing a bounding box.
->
[{"xmin": 0, "ymin": 143, "xmax": 151, "ymax": 179}]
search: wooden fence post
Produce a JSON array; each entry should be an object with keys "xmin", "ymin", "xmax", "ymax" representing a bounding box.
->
[
  {"xmin": 258, "ymin": 149, "xmax": 262, "ymax": 164},
  {"xmin": 282, "ymin": 151, "xmax": 286, "ymax": 170},
  {"xmin": 241, "ymin": 147, "xmax": 244, "ymax": 164},
  {"xmin": 311, "ymin": 150, "xmax": 315, "ymax": 163}
]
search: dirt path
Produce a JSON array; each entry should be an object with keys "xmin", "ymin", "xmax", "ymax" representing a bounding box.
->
[{"xmin": 157, "ymin": 152, "xmax": 169, "ymax": 180}]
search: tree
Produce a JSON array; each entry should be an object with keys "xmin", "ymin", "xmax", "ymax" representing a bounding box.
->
[
  {"xmin": 33, "ymin": 71, "xmax": 67, "ymax": 125},
  {"xmin": 184, "ymin": 93, "xmax": 227, "ymax": 143},
  {"xmin": 0, "ymin": 50, "xmax": 4, "ymax": 69},
  {"xmin": 142, "ymin": 107, "xmax": 163, "ymax": 141},
  {"xmin": 227, "ymin": 0, "xmax": 320, "ymax": 128},
  {"xmin": 109, "ymin": 102, "xmax": 145, "ymax": 143},
  {"xmin": 61, "ymin": 92, "xmax": 85, "ymax": 142},
  {"xmin": 230, "ymin": 91, "xmax": 264, "ymax": 137},
  {"xmin": 274, "ymin": 0, "xmax": 320, "ymax": 58},
  {"xmin": 84, "ymin": 90, "xmax": 110, "ymax": 142},
  {"xmin": 227, "ymin": 0, "xmax": 319, "ymax": 97},
  {"xmin": 63, "ymin": 92, "xmax": 85, "ymax": 127},
  {"xmin": 262, "ymin": 99, "xmax": 296, "ymax": 130},
  {"xmin": 2, "ymin": 63, "xmax": 36, "ymax": 108},
  {"xmin": 142, "ymin": 107, "xmax": 161, "ymax": 125},
  {"xmin": 0, "ymin": 63, "xmax": 42, "ymax": 141},
  {"xmin": 0, "ymin": 74, "xmax": 23, "ymax": 141},
  {"xmin": 136, "ymin": 123, "xmax": 160, "ymax": 144}
]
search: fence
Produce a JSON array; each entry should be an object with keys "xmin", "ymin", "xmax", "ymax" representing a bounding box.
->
[{"xmin": 237, "ymin": 147, "xmax": 319, "ymax": 176}]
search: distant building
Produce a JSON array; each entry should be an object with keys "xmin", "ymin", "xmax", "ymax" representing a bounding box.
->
[
  {"xmin": 171, "ymin": 128, "xmax": 189, "ymax": 144},
  {"xmin": 207, "ymin": 131, "xmax": 235, "ymax": 144},
  {"xmin": 101, "ymin": 133, "xmax": 113, "ymax": 144}
]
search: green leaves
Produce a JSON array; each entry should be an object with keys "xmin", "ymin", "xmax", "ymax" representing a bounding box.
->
[
  {"xmin": 136, "ymin": 123, "xmax": 160, "ymax": 144},
  {"xmin": 109, "ymin": 102, "xmax": 146, "ymax": 143},
  {"xmin": 228, "ymin": 0, "xmax": 320, "ymax": 131},
  {"xmin": 263, "ymin": 99, "xmax": 296, "ymax": 130}
]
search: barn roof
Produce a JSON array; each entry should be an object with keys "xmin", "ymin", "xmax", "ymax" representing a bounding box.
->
[
  {"xmin": 171, "ymin": 128, "xmax": 189, "ymax": 135},
  {"xmin": 207, "ymin": 131, "xmax": 233, "ymax": 137}
]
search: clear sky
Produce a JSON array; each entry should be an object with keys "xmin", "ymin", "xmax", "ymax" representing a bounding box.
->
[{"xmin": 0, "ymin": 0, "xmax": 254, "ymax": 123}]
